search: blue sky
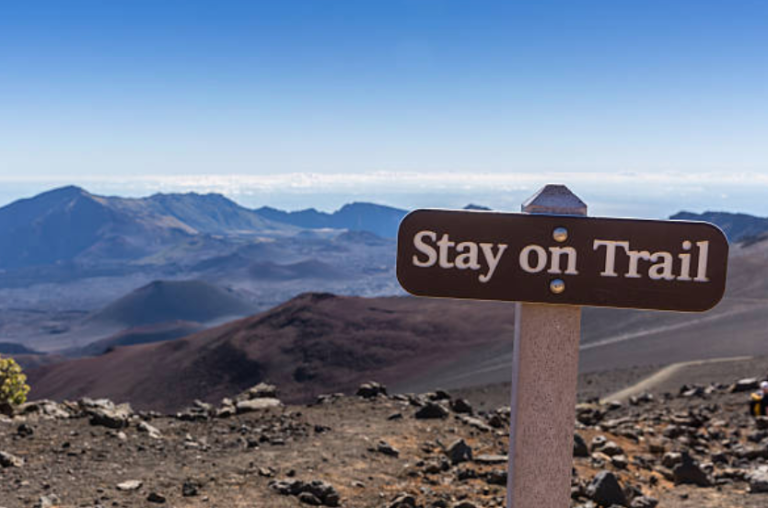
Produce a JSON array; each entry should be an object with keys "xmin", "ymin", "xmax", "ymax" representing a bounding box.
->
[{"xmin": 1, "ymin": 1, "xmax": 767, "ymax": 216}]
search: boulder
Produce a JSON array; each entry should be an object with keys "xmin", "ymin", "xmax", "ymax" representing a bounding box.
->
[
  {"xmin": 445, "ymin": 439, "xmax": 473, "ymax": 465},
  {"xmin": 237, "ymin": 382, "xmax": 278, "ymax": 401},
  {"xmin": 356, "ymin": 382, "xmax": 387, "ymax": 399},
  {"xmin": 574, "ymin": 433, "xmax": 590, "ymax": 458},
  {"xmin": 672, "ymin": 452, "xmax": 712, "ymax": 487},
  {"xmin": 81, "ymin": 398, "xmax": 133, "ymax": 429},
  {"xmin": 236, "ymin": 398, "xmax": 282, "ymax": 413},
  {"xmin": 137, "ymin": 421, "xmax": 162, "ymax": 439},
  {"xmin": 748, "ymin": 466, "xmax": 768, "ymax": 493},
  {"xmin": 662, "ymin": 452, "xmax": 682, "ymax": 468},
  {"xmin": 601, "ymin": 441, "xmax": 625, "ymax": 457},
  {"xmin": 731, "ymin": 378, "xmax": 760, "ymax": 393},
  {"xmin": 16, "ymin": 400, "xmax": 71, "ymax": 419},
  {"xmin": 0, "ymin": 450, "xmax": 24, "ymax": 468},
  {"xmin": 270, "ymin": 479, "xmax": 340, "ymax": 507},
  {"xmin": 586, "ymin": 471, "xmax": 627, "ymax": 507},
  {"xmin": 450, "ymin": 398, "xmax": 473, "ymax": 414},
  {"xmin": 388, "ymin": 493, "xmax": 416, "ymax": 508},
  {"xmin": 458, "ymin": 415, "xmax": 493, "ymax": 432},
  {"xmin": 414, "ymin": 402, "xmax": 449, "ymax": 419}
]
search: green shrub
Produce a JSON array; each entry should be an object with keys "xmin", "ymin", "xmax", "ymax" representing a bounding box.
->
[{"xmin": 0, "ymin": 355, "xmax": 30, "ymax": 407}]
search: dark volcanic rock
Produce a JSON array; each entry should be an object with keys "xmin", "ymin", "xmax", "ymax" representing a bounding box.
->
[
  {"xmin": 270, "ymin": 479, "xmax": 341, "ymax": 507},
  {"xmin": 147, "ymin": 492, "xmax": 167, "ymax": 503},
  {"xmin": 672, "ymin": 452, "xmax": 712, "ymax": 487},
  {"xmin": 377, "ymin": 440, "xmax": 400, "ymax": 458},
  {"xmin": 748, "ymin": 466, "xmax": 768, "ymax": 493},
  {"xmin": 182, "ymin": 479, "xmax": 201, "ymax": 497},
  {"xmin": 0, "ymin": 450, "xmax": 24, "ymax": 468},
  {"xmin": 450, "ymin": 398, "xmax": 473, "ymax": 414},
  {"xmin": 388, "ymin": 493, "xmax": 417, "ymax": 507},
  {"xmin": 81, "ymin": 398, "xmax": 132, "ymax": 429},
  {"xmin": 574, "ymin": 433, "xmax": 589, "ymax": 457},
  {"xmin": 414, "ymin": 402, "xmax": 449, "ymax": 419},
  {"xmin": 586, "ymin": 471, "xmax": 627, "ymax": 507},
  {"xmin": 356, "ymin": 382, "xmax": 388, "ymax": 399},
  {"xmin": 445, "ymin": 439, "xmax": 473, "ymax": 465},
  {"xmin": 731, "ymin": 378, "xmax": 760, "ymax": 393},
  {"xmin": 630, "ymin": 496, "xmax": 659, "ymax": 508}
]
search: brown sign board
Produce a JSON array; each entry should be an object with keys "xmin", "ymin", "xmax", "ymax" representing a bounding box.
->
[{"xmin": 397, "ymin": 210, "xmax": 729, "ymax": 312}]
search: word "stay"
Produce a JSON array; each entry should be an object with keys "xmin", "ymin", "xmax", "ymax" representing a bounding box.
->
[{"xmin": 412, "ymin": 231, "xmax": 507, "ymax": 283}]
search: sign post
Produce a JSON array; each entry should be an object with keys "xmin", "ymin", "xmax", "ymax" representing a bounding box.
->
[
  {"xmin": 395, "ymin": 183, "xmax": 728, "ymax": 508},
  {"xmin": 507, "ymin": 185, "xmax": 586, "ymax": 508}
]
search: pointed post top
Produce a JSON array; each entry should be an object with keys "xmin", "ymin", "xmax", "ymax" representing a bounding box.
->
[{"xmin": 522, "ymin": 184, "xmax": 587, "ymax": 216}]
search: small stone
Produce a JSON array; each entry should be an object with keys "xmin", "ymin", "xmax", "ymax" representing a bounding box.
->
[
  {"xmin": 474, "ymin": 454, "xmax": 508, "ymax": 465},
  {"xmin": 611, "ymin": 455, "xmax": 629, "ymax": 469},
  {"xmin": 631, "ymin": 496, "xmax": 659, "ymax": 508},
  {"xmin": 34, "ymin": 494, "xmax": 60, "ymax": 508},
  {"xmin": 116, "ymin": 480, "xmax": 143, "ymax": 491},
  {"xmin": 147, "ymin": 492, "xmax": 166, "ymax": 503},
  {"xmin": 182, "ymin": 479, "xmax": 201, "ymax": 497},
  {"xmin": 388, "ymin": 493, "xmax": 416, "ymax": 508},
  {"xmin": 137, "ymin": 421, "xmax": 162, "ymax": 439},
  {"xmin": 298, "ymin": 492, "xmax": 322, "ymax": 505},
  {"xmin": 591, "ymin": 435, "xmax": 607, "ymax": 452},
  {"xmin": 0, "ymin": 451, "xmax": 24, "ymax": 468},
  {"xmin": 601, "ymin": 441, "xmax": 624, "ymax": 457},
  {"xmin": 17, "ymin": 423, "xmax": 34, "ymax": 438},
  {"xmin": 450, "ymin": 398, "xmax": 473, "ymax": 414},
  {"xmin": 377, "ymin": 440, "xmax": 400, "ymax": 458}
]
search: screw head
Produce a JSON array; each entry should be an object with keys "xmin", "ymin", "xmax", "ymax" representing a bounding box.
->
[
  {"xmin": 550, "ymin": 279, "xmax": 566, "ymax": 294},
  {"xmin": 553, "ymin": 227, "xmax": 568, "ymax": 243}
]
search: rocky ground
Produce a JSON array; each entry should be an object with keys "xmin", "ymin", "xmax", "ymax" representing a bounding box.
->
[{"xmin": 2, "ymin": 377, "xmax": 768, "ymax": 508}]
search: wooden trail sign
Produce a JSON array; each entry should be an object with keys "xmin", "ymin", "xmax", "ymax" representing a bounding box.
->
[
  {"xmin": 395, "ymin": 184, "xmax": 729, "ymax": 508},
  {"xmin": 397, "ymin": 210, "xmax": 728, "ymax": 312}
]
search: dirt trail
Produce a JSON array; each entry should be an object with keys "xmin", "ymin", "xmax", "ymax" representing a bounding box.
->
[{"xmin": 602, "ymin": 355, "xmax": 753, "ymax": 402}]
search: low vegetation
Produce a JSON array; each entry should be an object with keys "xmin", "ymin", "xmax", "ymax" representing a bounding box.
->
[{"xmin": 0, "ymin": 355, "xmax": 30, "ymax": 411}]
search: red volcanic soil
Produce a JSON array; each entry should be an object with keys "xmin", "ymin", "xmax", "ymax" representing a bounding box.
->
[{"xmin": 27, "ymin": 293, "xmax": 515, "ymax": 411}]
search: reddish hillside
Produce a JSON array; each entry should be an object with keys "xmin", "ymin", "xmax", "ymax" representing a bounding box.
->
[{"xmin": 28, "ymin": 293, "xmax": 514, "ymax": 411}]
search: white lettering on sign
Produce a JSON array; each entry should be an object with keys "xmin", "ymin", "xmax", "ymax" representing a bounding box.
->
[
  {"xmin": 412, "ymin": 231, "xmax": 713, "ymax": 285},
  {"xmin": 519, "ymin": 245, "xmax": 547, "ymax": 273},
  {"xmin": 411, "ymin": 230, "xmax": 508, "ymax": 283},
  {"xmin": 593, "ymin": 239, "xmax": 710, "ymax": 282},
  {"xmin": 519, "ymin": 245, "xmax": 579, "ymax": 275},
  {"xmin": 548, "ymin": 246, "xmax": 578, "ymax": 275}
]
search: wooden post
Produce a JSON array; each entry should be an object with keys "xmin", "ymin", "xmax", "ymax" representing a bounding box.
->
[{"xmin": 507, "ymin": 184, "xmax": 587, "ymax": 508}]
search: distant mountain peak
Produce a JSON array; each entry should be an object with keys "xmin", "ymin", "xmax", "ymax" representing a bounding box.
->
[
  {"xmin": 464, "ymin": 204, "xmax": 491, "ymax": 211},
  {"xmin": 255, "ymin": 202, "xmax": 407, "ymax": 238},
  {"xmin": 670, "ymin": 210, "xmax": 768, "ymax": 243},
  {"xmin": 35, "ymin": 185, "xmax": 92, "ymax": 201}
]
